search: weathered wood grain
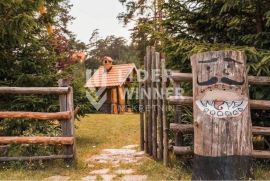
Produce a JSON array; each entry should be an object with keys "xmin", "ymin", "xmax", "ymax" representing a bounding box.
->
[
  {"xmin": 171, "ymin": 72, "xmax": 270, "ymax": 85},
  {"xmin": 156, "ymin": 52, "xmax": 163, "ymax": 160},
  {"xmin": 0, "ymin": 87, "xmax": 69, "ymax": 95},
  {"xmin": 151, "ymin": 47, "xmax": 157, "ymax": 159},
  {"xmin": 168, "ymin": 96, "xmax": 270, "ymax": 110},
  {"xmin": 146, "ymin": 46, "xmax": 153, "ymax": 155},
  {"xmin": 161, "ymin": 55, "xmax": 168, "ymax": 166},
  {"xmin": 170, "ymin": 123, "xmax": 194, "ymax": 134},
  {"xmin": 139, "ymin": 80, "xmax": 145, "ymax": 151},
  {"xmin": 252, "ymin": 150, "xmax": 270, "ymax": 158},
  {"xmin": 0, "ymin": 137, "xmax": 74, "ymax": 145},
  {"xmin": 173, "ymin": 146, "xmax": 193, "ymax": 155},
  {"xmin": 143, "ymin": 56, "xmax": 149, "ymax": 153},
  {"xmin": 191, "ymin": 51, "xmax": 253, "ymax": 180},
  {"xmin": 0, "ymin": 155, "xmax": 73, "ymax": 162},
  {"xmin": 0, "ymin": 111, "xmax": 71, "ymax": 120}
]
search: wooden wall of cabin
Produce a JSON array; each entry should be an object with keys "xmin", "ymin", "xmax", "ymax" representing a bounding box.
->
[{"xmin": 99, "ymin": 86, "xmax": 126, "ymax": 114}]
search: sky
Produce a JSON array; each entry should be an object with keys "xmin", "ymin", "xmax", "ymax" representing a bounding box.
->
[{"xmin": 68, "ymin": 0, "xmax": 132, "ymax": 44}]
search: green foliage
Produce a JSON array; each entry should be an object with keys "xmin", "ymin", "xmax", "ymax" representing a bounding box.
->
[
  {"xmin": 119, "ymin": 0, "xmax": 270, "ymax": 150},
  {"xmin": 0, "ymin": 0, "xmax": 91, "ymax": 166},
  {"xmin": 86, "ymin": 30, "xmax": 140, "ymax": 69}
]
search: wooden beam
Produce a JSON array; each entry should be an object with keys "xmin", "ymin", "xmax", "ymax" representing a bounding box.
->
[
  {"xmin": 167, "ymin": 96, "xmax": 193, "ymax": 106},
  {"xmin": 168, "ymin": 96, "xmax": 270, "ymax": 110},
  {"xmin": 0, "ymin": 155, "xmax": 73, "ymax": 162},
  {"xmin": 250, "ymin": 100, "xmax": 270, "ymax": 110},
  {"xmin": 0, "ymin": 111, "xmax": 71, "ymax": 120},
  {"xmin": 0, "ymin": 87, "xmax": 70, "ymax": 95},
  {"xmin": 171, "ymin": 72, "xmax": 270, "ymax": 85},
  {"xmin": 170, "ymin": 123, "xmax": 193, "ymax": 134},
  {"xmin": 0, "ymin": 137, "xmax": 74, "ymax": 145},
  {"xmin": 170, "ymin": 124, "xmax": 270, "ymax": 137},
  {"xmin": 252, "ymin": 126, "xmax": 270, "ymax": 135},
  {"xmin": 173, "ymin": 146, "xmax": 193, "ymax": 155},
  {"xmin": 252, "ymin": 150, "xmax": 270, "ymax": 159},
  {"xmin": 173, "ymin": 147, "xmax": 270, "ymax": 159}
]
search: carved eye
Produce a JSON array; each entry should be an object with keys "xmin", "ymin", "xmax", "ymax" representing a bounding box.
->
[{"xmin": 206, "ymin": 66, "xmax": 211, "ymax": 71}]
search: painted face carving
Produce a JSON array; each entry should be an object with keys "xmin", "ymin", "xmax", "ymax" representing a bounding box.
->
[{"xmin": 195, "ymin": 56, "xmax": 248, "ymax": 118}]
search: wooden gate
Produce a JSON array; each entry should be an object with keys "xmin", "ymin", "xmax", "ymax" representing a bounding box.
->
[
  {"xmin": 140, "ymin": 47, "xmax": 270, "ymax": 175},
  {"xmin": 0, "ymin": 87, "xmax": 75, "ymax": 163}
]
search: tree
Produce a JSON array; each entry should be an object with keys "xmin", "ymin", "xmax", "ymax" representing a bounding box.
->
[
  {"xmin": 0, "ymin": 0, "xmax": 91, "ymax": 165},
  {"xmin": 85, "ymin": 30, "xmax": 140, "ymax": 70}
]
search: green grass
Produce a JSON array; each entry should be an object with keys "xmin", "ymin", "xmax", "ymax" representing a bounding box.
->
[{"xmin": 0, "ymin": 114, "xmax": 269, "ymax": 180}]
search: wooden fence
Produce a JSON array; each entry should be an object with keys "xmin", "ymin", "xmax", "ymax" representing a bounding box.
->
[
  {"xmin": 140, "ymin": 47, "xmax": 270, "ymax": 165},
  {"xmin": 168, "ymin": 72, "xmax": 270, "ymax": 158},
  {"xmin": 0, "ymin": 87, "xmax": 75, "ymax": 163},
  {"xmin": 139, "ymin": 46, "xmax": 168, "ymax": 165}
]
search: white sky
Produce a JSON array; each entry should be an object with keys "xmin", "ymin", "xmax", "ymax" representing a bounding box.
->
[{"xmin": 68, "ymin": 0, "xmax": 132, "ymax": 43}]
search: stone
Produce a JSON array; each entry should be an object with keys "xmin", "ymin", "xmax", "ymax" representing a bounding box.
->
[
  {"xmin": 81, "ymin": 175, "xmax": 97, "ymax": 181},
  {"xmin": 87, "ymin": 164, "xmax": 95, "ymax": 168},
  {"xmin": 134, "ymin": 151, "xmax": 145, "ymax": 157},
  {"xmin": 122, "ymin": 145, "xmax": 139, "ymax": 149},
  {"xmin": 102, "ymin": 149, "xmax": 136, "ymax": 155},
  {"xmin": 43, "ymin": 176, "xmax": 70, "ymax": 181},
  {"xmin": 100, "ymin": 174, "xmax": 116, "ymax": 181},
  {"xmin": 89, "ymin": 169, "xmax": 110, "ymax": 175},
  {"xmin": 115, "ymin": 169, "xmax": 135, "ymax": 175},
  {"xmin": 122, "ymin": 175, "xmax": 147, "ymax": 181}
]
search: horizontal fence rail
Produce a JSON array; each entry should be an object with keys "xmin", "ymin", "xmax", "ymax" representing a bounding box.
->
[
  {"xmin": 0, "ymin": 111, "xmax": 71, "ymax": 120},
  {"xmin": 170, "ymin": 123, "xmax": 270, "ymax": 136},
  {"xmin": 0, "ymin": 137, "xmax": 74, "ymax": 145},
  {"xmin": 172, "ymin": 146, "xmax": 270, "ymax": 159},
  {"xmin": 0, "ymin": 85, "xmax": 75, "ymax": 163},
  {"xmin": 0, "ymin": 155, "xmax": 74, "ymax": 162},
  {"xmin": 0, "ymin": 87, "xmax": 70, "ymax": 95},
  {"xmin": 171, "ymin": 72, "xmax": 270, "ymax": 85},
  {"xmin": 168, "ymin": 96, "xmax": 270, "ymax": 110}
]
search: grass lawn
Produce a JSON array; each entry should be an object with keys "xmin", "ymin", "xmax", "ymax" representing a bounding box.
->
[{"xmin": 0, "ymin": 114, "xmax": 269, "ymax": 180}]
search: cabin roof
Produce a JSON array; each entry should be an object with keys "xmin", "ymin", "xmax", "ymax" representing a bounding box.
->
[{"xmin": 85, "ymin": 63, "xmax": 137, "ymax": 88}]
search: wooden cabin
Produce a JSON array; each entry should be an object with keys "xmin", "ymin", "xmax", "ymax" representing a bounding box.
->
[{"xmin": 85, "ymin": 57, "xmax": 137, "ymax": 114}]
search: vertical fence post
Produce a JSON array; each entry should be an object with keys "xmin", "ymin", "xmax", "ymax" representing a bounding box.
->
[
  {"xmin": 67, "ymin": 86, "xmax": 75, "ymax": 163},
  {"xmin": 156, "ymin": 52, "xmax": 163, "ymax": 160},
  {"xmin": 161, "ymin": 55, "xmax": 168, "ymax": 166},
  {"xmin": 151, "ymin": 47, "xmax": 157, "ymax": 159},
  {"xmin": 59, "ymin": 79, "xmax": 75, "ymax": 164},
  {"xmin": 139, "ymin": 79, "xmax": 145, "ymax": 151},
  {"xmin": 146, "ymin": 46, "xmax": 153, "ymax": 155},
  {"xmin": 58, "ymin": 80, "xmax": 73, "ymax": 163},
  {"xmin": 144, "ymin": 56, "xmax": 149, "ymax": 153}
]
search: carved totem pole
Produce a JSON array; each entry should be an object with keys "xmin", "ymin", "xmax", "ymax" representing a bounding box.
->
[{"xmin": 191, "ymin": 51, "xmax": 253, "ymax": 180}]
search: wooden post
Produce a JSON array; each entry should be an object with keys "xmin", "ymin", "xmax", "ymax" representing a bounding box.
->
[
  {"xmin": 191, "ymin": 51, "xmax": 253, "ymax": 180},
  {"xmin": 139, "ymin": 80, "xmax": 145, "ymax": 151},
  {"xmin": 151, "ymin": 47, "xmax": 157, "ymax": 159},
  {"xmin": 118, "ymin": 86, "xmax": 126, "ymax": 113},
  {"xmin": 144, "ymin": 56, "xmax": 149, "ymax": 153},
  {"xmin": 146, "ymin": 46, "xmax": 153, "ymax": 155},
  {"xmin": 161, "ymin": 55, "xmax": 168, "ymax": 166},
  {"xmin": 59, "ymin": 80, "xmax": 75, "ymax": 164},
  {"xmin": 156, "ymin": 52, "xmax": 163, "ymax": 160},
  {"xmin": 111, "ymin": 87, "xmax": 118, "ymax": 114}
]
